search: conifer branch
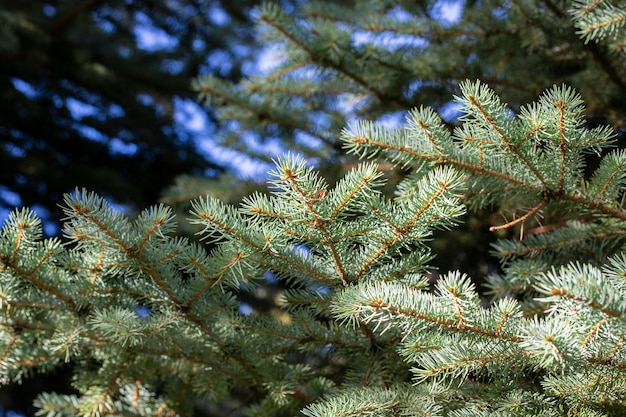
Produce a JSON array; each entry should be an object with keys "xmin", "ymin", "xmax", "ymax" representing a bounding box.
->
[
  {"xmin": 467, "ymin": 93, "xmax": 549, "ymax": 190},
  {"xmin": 283, "ymin": 166, "xmax": 347, "ymax": 283},
  {"xmin": 367, "ymin": 298, "xmax": 523, "ymax": 343},
  {"xmin": 5, "ymin": 18, "xmax": 626, "ymax": 409},
  {"xmin": 346, "ymin": 131, "xmax": 536, "ymax": 187},
  {"xmin": 489, "ymin": 201, "xmax": 546, "ymax": 231},
  {"xmin": 195, "ymin": 78, "xmax": 334, "ymax": 145},
  {"xmin": 563, "ymin": 193, "xmax": 626, "ymax": 220},
  {"xmin": 2, "ymin": 258, "xmax": 76, "ymax": 309},
  {"xmin": 184, "ymin": 253, "xmax": 237, "ymax": 309},
  {"xmin": 259, "ymin": 6, "xmax": 413, "ymax": 109}
]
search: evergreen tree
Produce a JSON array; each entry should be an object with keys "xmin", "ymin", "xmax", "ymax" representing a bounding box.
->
[{"xmin": 2, "ymin": 0, "xmax": 626, "ymax": 416}]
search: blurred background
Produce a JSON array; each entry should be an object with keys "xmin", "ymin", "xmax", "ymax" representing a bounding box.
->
[{"xmin": 0, "ymin": 0, "xmax": 281, "ymax": 235}]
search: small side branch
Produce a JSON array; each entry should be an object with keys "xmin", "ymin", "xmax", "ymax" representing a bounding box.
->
[{"xmin": 489, "ymin": 201, "xmax": 546, "ymax": 232}]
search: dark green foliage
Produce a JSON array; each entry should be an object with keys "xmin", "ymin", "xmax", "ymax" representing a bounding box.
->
[
  {"xmin": 0, "ymin": 0, "xmax": 261, "ymax": 225},
  {"xmin": 3, "ymin": 0, "xmax": 626, "ymax": 416},
  {"xmin": 3, "ymin": 83, "xmax": 626, "ymax": 416}
]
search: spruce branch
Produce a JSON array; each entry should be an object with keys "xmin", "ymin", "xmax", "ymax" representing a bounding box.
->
[
  {"xmin": 6, "ymin": 74, "xmax": 626, "ymax": 414},
  {"xmin": 257, "ymin": 2, "xmax": 414, "ymax": 109},
  {"xmin": 570, "ymin": 0, "xmax": 626, "ymax": 49},
  {"xmin": 344, "ymin": 81, "xmax": 626, "ymax": 267}
]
